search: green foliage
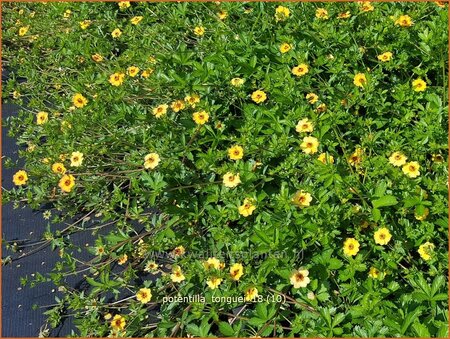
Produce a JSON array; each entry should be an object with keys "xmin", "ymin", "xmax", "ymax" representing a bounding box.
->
[{"xmin": 2, "ymin": 1, "xmax": 448, "ymax": 337}]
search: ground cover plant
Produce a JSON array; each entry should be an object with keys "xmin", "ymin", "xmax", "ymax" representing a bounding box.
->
[{"xmin": 2, "ymin": 1, "xmax": 449, "ymax": 337}]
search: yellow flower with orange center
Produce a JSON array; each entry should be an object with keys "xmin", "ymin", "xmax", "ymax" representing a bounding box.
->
[
  {"xmin": 279, "ymin": 43, "xmax": 292, "ymax": 53},
  {"xmin": 418, "ymin": 242, "xmax": 435, "ymax": 261},
  {"xmin": 275, "ymin": 6, "xmax": 290, "ymax": 22},
  {"xmin": 359, "ymin": 1, "xmax": 374, "ymax": 12},
  {"xmin": 223, "ymin": 172, "xmax": 241, "ymax": 188},
  {"xmin": 292, "ymin": 191, "xmax": 312, "ymax": 207},
  {"xmin": 238, "ymin": 198, "xmax": 256, "ymax": 217},
  {"xmin": 348, "ymin": 148, "xmax": 364, "ymax": 166},
  {"xmin": 144, "ymin": 153, "xmax": 160, "ymax": 170},
  {"xmin": 306, "ymin": 93, "xmax": 319, "ymax": 104},
  {"xmin": 70, "ymin": 151, "xmax": 84, "ymax": 167},
  {"xmin": 296, "ymin": 118, "xmax": 314, "ymax": 133},
  {"xmin": 244, "ymin": 287, "xmax": 258, "ymax": 301},
  {"xmin": 193, "ymin": 111, "xmax": 209, "ymax": 125},
  {"xmin": 251, "ymin": 90, "xmax": 267, "ymax": 104},
  {"xmin": 130, "ymin": 16, "xmax": 143, "ymax": 25},
  {"xmin": 412, "ymin": 78, "xmax": 427, "ymax": 92},
  {"xmin": 111, "ymin": 28, "xmax": 122, "ymax": 38},
  {"xmin": 110, "ymin": 315, "xmax": 126, "ymax": 331},
  {"xmin": 218, "ymin": 10, "xmax": 228, "ymax": 20},
  {"xmin": 72, "ymin": 93, "xmax": 88, "ymax": 108},
  {"xmin": 229, "ymin": 263, "xmax": 244, "ymax": 281},
  {"xmin": 79, "ymin": 20, "xmax": 91, "ymax": 29},
  {"xmin": 127, "ymin": 66, "xmax": 140, "ymax": 77},
  {"xmin": 337, "ymin": 11, "xmax": 351, "ymax": 19},
  {"xmin": 315, "ymin": 8, "xmax": 329, "ymax": 19},
  {"xmin": 402, "ymin": 161, "xmax": 420, "ymax": 178},
  {"xmin": 170, "ymin": 266, "xmax": 186, "ymax": 283},
  {"xmin": 36, "ymin": 112, "xmax": 48, "ymax": 125},
  {"xmin": 353, "ymin": 73, "xmax": 367, "ymax": 87},
  {"xmin": 58, "ymin": 174, "xmax": 75, "ymax": 193},
  {"xmin": 52, "ymin": 163, "xmax": 66, "ymax": 175},
  {"xmin": 231, "ymin": 78, "xmax": 245, "ymax": 87},
  {"xmin": 389, "ymin": 151, "xmax": 407, "ymax": 167},
  {"xmin": 395, "ymin": 15, "xmax": 413, "ymax": 27},
  {"xmin": 136, "ymin": 288, "xmax": 152, "ymax": 304},
  {"xmin": 377, "ymin": 52, "xmax": 393, "ymax": 62},
  {"xmin": 203, "ymin": 257, "xmax": 222, "ymax": 270},
  {"xmin": 300, "ymin": 136, "xmax": 319, "ymax": 154},
  {"xmin": 318, "ymin": 153, "xmax": 334, "ymax": 164},
  {"xmin": 171, "ymin": 100, "xmax": 185, "ymax": 112},
  {"xmin": 206, "ymin": 277, "xmax": 222, "ymax": 290},
  {"xmin": 374, "ymin": 227, "xmax": 392, "ymax": 245},
  {"xmin": 194, "ymin": 26, "xmax": 205, "ymax": 36},
  {"xmin": 343, "ymin": 238, "xmax": 360, "ymax": 256},
  {"xmin": 185, "ymin": 94, "xmax": 200, "ymax": 107},
  {"xmin": 18, "ymin": 26, "xmax": 29, "ymax": 36},
  {"xmin": 228, "ymin": 145, "xmax": 244, "ymax": 160},
  {"xmin": 91, "ymin": 53, "xmax": 104, "ymax": 62},
  {"xmin": 292, "ymin": 64, "xmax": 309, "ymax": 76},
  {"xmin": 141, "ymin": 69, "xmax": 154, "ymax": 78},
  {"xmin": 152, "ymin": 104, "xmax": 168, "ymax": 118},
  {"xmin": 109, "ymin": 72, "xmax": 125, "ymax": 86},
  {"xmin": 13, "ymin": 170, "xmax": 28, "ymax": 186},
  {"xmin": 118, "ymin": 1, "xmax": 131, "ymax": 9},
  {"xmin": 290, "ymin": 269, "xmax": 310, "ymax": 288}
]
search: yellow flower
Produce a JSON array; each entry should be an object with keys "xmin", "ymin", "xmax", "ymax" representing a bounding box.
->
[
  {"xmin": 141, "ymin": 68, "xmax": 154, "ymax": 78},
  {"xmin": 368, "ymin": 267, "xmax": 380, "ymax": 279},
  {"xmin": 118, "ymin": 254, "xmax": 128, "ymax": 265},
  {"xmin": 58, "ymin": 174, "xmax": 76, "ymax": 193},
  {"xmin": 316, "ymin": 103, "xmax": 327, "ymax": 113},
  {"xmin": 111, "ymin": 28, "xmax": 122, "ymax": 38},
  {"xmin": 353, "ymin": 73, "xmax": 367, "ymax": 87},
  {"xmin": 318, "ymin": 153, "xmax": 334, "ymax": 164},
  {"xmin": 12, "ymin": 91, "xmax": 21, "ymax": 99},
  {"xmin": 244, "ymin": 287, "xmax": 258, "ymax": 301},
  {"xmin": 418, "ymin": 242, "xmax": 435, "ymax": 261},
  {"xmin": 292, "ymin": 191, "xmax": 312, "ymax": 208},
  {"xmin": 118, "ymin": 1, "xmax": 131, "ymax": 9},
  {"xmin": 136, "ymin": 288, "xmax": 152, "ymax": 304},
  {"xmin": 315, "ymin": 8, "xmax": 329, "ymax": 19},
  {"xmin": 231, "ymin": 78, "xmax": 245, "ymax": 87},
  {"xmin": 72, "ymin": 93, "xmax": 88, "ymax": 108},
  {"xmin": 152, "ymin": 104, "xmax": 168, "ymax": 118},
  {"xmin": 290, "ymin": 269, "xmax": 310, "ymax": 288},
  {"xmin": 127, "ymin": 66, "xmax": 140, "ymax": 77},
  {"xmin": 104, "ymin": 313, "xmax": 112, "ymax": 320},
  {"xmin": 395, "ymin": 15, "xmax": 413, "ymax": 27},
  {"xmin": 144, "ymin": 153, "xmax": 160, "ymax": 170},
  {"xmin": 374, "ymin": 227, "xmax": 392, "ymax": 245},
  {"xmin": 130, "ymin": 16, "xmax": 143, "ymax": 25},
  {"xmin": 172, "ymin": 246, "xmax": 185, "ymax": 257},
  {"xmin": 296, "ymin": 118, "xmax": 314, "ymax": 133},
  {"xmin": 218, "ymin": 10, "xmax": 228, "ymax": 20},
  {"xmin": 223, "ymin": 172, "xmax": 241, "ymax": 188},
  {"xmin": 432, "ymin": 154, "xmax": 444, "ymax": 163},
  {"xmin": 228, "ymin": 145, "xmax": 244, "ymax": 160},
  {"xmin": 412, "ymin": 78, "xmax": 427, "ymax": 92},
  {"xmin": 51, "ymin": 163, "xmax": 66, "ymax": 175},
  {"xmin": 171, "ymin": 100, "xmax": 185, "ymax": 112},
  {"xmin": 194, "ymin": 26, "xmax": 205, "ymax": 36},
  {"xmin": 300, "ymin": 136, "xmax": 319, "ymax": 154},
  {"xmin": 18, "ymin": 26, "xmax": 29, "ymax": 36},
  {"xmin": 306, "ymin": 93, "xmax": 319, "ymax": 104},
  {"xmin": 337, "ymin": 11, "xmax": 351, "ymax": 19},
  {"xmin": 70, "ymin": 151, "xmax": 84, "ymax": 167},
  {"xmin": 343, "ymin": 238, "xmax": 360, "ymax": 256},
  {"xmin": 203, "ymin": 257, "xmax": 221, "ymax": 270},
  {"xmin": 389, "ymin": 151, "xmax": 407, "ymax": 166},
  {"xmin": 91, "ymin": 53, "xmax": 104, "ymax": 62},
  {"xmin": 109, "ymin": 72, "xmax": 125, "ymax": 86},
  {"xmin": 251, "ymin": 90, "xmax": 267, "ymax": 104},
  {"xmin": 144, "ymin": 261, "xmax": 159, "ymax": 272},
  {"xmin": 402, "ymin": 161, "xmax": 420, "ymax": 178},
  {"xmin": 110, "ymin": 315, "xmax": 126, "ymax": 331},
  {"xmin": 185, "ymin": 94, "xmax": 201, "ymax": 107},
  {"xmin": 359, "ymin": 1, "xmax": 374, "ymax": 12},
  {"xmin": 275, "ymin": 5, "xmax": 290, "ymax": 22},
  {"xmin": 229, "ymin": 263, "xmax": 244, "ymax": 281},
  {"xmin": 279, "ymin": 43, "xmax": 292, "ymax": 53},
  {"xmin": 377, "ymin": 52, "xmax": 393, "ymax": 62},
  {"xmin": 170, "ymin": 266, "xmax": 186, "ymax": 283},
  {"xmin": 348, "ymin": 148, "xmax": 364, "ymax": 166},
  {"xmin": 435, "ymin": 1, "xmax": 446, "ymax": 8},
  {"xmin": 238, "ymin": 198, "xmax": 256, "ymax": 217},
  {"xmin": 63, "ymin": 9, "xmax": 72, "ymax": 18},
  {"xmin": 13, "ymin": 170, "xmax": 28, "ymax": 186},
  {"xmin": 292, "ymin": 64, "xmax": 309, "ymax": 77},
  {"xmin": 206, "ymin": 277, "xmax": 222, "ymax": 290},
  {"xmin": 79, "ymin": 20, "xmax": 91, "ymax": 29},
  {"xmin": 193, "ymin": 111, "xmax": 209, "ymax": 125},
  {"xmin": 36, "ymin": 111, "xmax": 48, "ymax": 125}
]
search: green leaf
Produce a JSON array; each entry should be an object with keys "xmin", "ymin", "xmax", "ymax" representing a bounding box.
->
[{"xmin": 372, "ymin": 195, "xmax": 398, "ymax": 208}]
